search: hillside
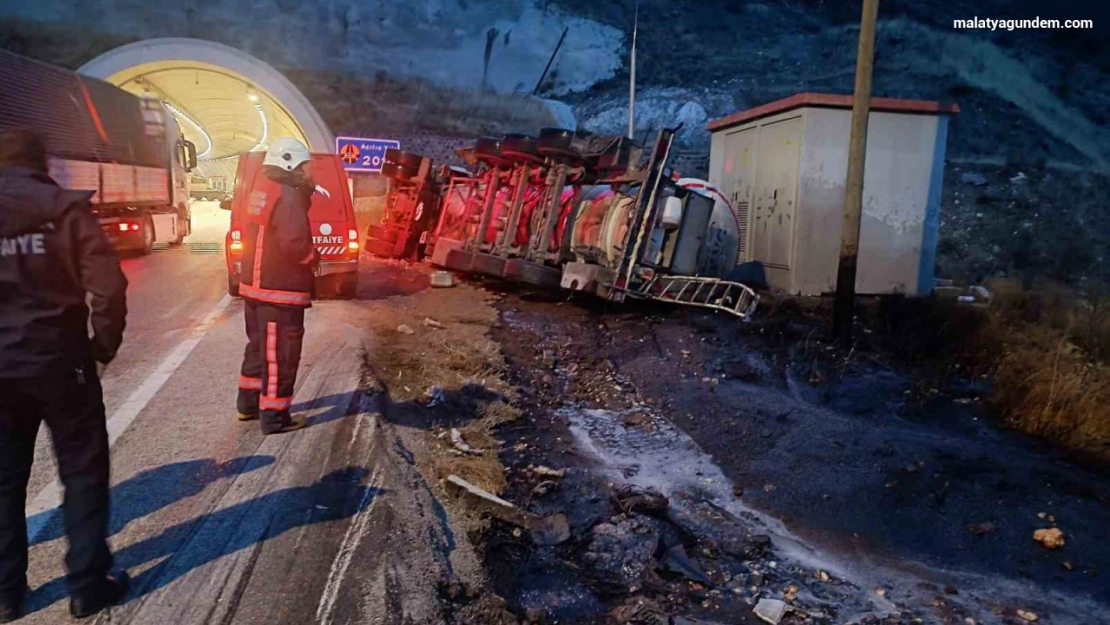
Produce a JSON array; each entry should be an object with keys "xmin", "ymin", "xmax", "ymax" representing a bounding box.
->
[{"xmin": 1, "ymin": 0, "xmax": 1108, "ymax": 284}]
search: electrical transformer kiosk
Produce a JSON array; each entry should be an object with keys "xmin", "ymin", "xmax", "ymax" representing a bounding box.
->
[{"xmin": 384, "ymin": 126, "xmax": 759, "ymax": 319}]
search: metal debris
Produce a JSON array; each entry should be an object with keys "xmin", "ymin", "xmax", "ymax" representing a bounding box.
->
[
  {"xmin": 1033, "ymin": 527, "xmax": 1065, "ymax": 549},
  {"xmin": 444, "ymin": 475, "xmax": 570, "ymax": 545},
  {"xmin": 753, "ymin": 598, "xmax": 789, "ymax": 624},
  {"xmin": 450, "ymin": 428, "xmax": 485, "ymax": 455},
  {"xmin": 534, "ymin": 465, "xmax": 566, "ymax": 478}
]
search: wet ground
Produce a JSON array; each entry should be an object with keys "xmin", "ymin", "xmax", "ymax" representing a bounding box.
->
[{"xmin": 483, "ymin": 288, "xmax": 1110, "ymax": 625}]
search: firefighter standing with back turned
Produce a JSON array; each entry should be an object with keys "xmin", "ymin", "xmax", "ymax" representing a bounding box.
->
[
  {"xmin": 236, "ymin": 138, "xmax": 319, "ymax": 434},
  {"xmin": 0, "ymin": 129, "xmax": 130, "ymax": 621}
]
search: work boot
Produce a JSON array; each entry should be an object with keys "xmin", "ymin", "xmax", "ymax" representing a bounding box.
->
[
  {"xmin": 69, "ymin": 570, "xmax": 130, "ymax": 619},
  {"xmin": 237, "ymin": 411, "xmax": 259, "ymax": 422},
  {"xmin": 0, "ymin": 598, "xmax": 20, "ymax": 624},
  {"xmin": 0, "ymin": 584, "xmax": 28, "ymax": 623},
  {"xmin": 261, "ymin": 414, "xmax": 306, "ymax": 435}
]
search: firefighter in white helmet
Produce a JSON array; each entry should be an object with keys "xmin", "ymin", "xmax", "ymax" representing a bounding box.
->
[{"xmin": 234, "ymin": 138, "xmax": 319, "ymax": 434}]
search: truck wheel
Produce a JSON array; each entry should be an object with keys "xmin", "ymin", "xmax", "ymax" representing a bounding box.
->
[
  {"xmin": 508, "ymin": 261, "xmax": 562, "ymax": 290},
  {"xmin": 170, "ymin": 218, "xmax": 186, "ymax": 246},
  {"xmin": 228, "ymin": 273, "xmax": 241, "ymax": 297},
  {"xmin": 141, "ymin": 215, "xmax": 155, "ymax": 255}
]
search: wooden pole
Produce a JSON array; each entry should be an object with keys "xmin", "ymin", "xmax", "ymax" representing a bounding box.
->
[{"xmin": 833, "ymin": 0, "xmax": 880, "ymax": 344}]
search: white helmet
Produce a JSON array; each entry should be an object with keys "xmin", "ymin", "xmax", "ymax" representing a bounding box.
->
[{"xmin": 263, "ymin": 137, "xmax": 311, "ymax": 172}]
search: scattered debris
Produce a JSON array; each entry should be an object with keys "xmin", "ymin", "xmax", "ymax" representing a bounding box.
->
[
  {"xmin": 1016, "ymin": 609, "xmax": 1039, "ymax": 622},
  {"xmin": 397, "ymin": 324, "xmax": 415, "ymax": 335},
  {"xmin": 816, "ymin": 569, "xmax": 831, "ymax": 582},
  {"xmin": 613, "ymin": 485, "xmax": 669, "ymax": 515},
  {"xmin": 968, "ymin": 285, "xmax": 992, "ymax": 301},
  {"xmin": 583, "ymin": 518, "xmax": 661, "ymax": 588},
  {"xmin": 961, "ymin": 172, "xmax": 988, "ymax": 186},
  {"xmin": 431, "ymin": 270, "xmax": 455, "ymax": 288},
  {"xmin": 660, "ymin": 543, "xmax": 712, "ymax": 585},
  {"xmin": 423, "ymin": 317, "xmax": 445, "ymax": 329},
  {"xmin": 966, "ymin": 521, "xmax": 997, "ymax": 536},
  {"xmin": 451, "ymin": 428, "xmax": 485, "ymax": 455},
  {"xmin": 1062, "ymin": 561, "xmax": 1074, "ymax": 571},
  {"xmin": 753, "ymin": 598, "xmax": 789, "ymax": 624},
  {"xmin": 529, "ymin": 512, "xmax": 571, "ymax": 546},
  {"xmin": 609, "ymin": 596, "xmax": 669, "ymax": 624},
  {"xmin": 532, "ymin": 480, "xmax": 559, "ymax": 497},
  {"xmin": 875, "ymin": 587, "xmax": 888, "ymax": 597},
  {"xmin": 447, "ymin": 474, "xmax": 526, "ymax": 525},
  {"xmin": 533, "ymin": 465, "xmax": 566, "ymax": 479},
  {"xmin": 426, "ymin": 386, "xmax": 446, "ymax": 408},
  {"xmin": 446, "ymin": 474, "xmax": 569, "ymax": 545},
  {"xmin": 1033, "ymin": 527, "xmax": 1066, "ymax": 549}
]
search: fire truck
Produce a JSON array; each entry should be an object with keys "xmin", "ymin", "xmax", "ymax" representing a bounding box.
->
[{"xmin": 0, "ymin": 50, "xmax": 197, "ymax": 255}]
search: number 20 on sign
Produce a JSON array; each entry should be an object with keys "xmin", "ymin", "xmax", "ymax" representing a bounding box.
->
[{"xmin": 334, "ymin": 137, "xmax": 400, "ymax": 173}]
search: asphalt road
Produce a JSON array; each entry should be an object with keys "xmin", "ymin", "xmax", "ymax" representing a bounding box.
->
[{"xmin": 16, "ymin": 202, "xmax": 464, "ymax": 624}]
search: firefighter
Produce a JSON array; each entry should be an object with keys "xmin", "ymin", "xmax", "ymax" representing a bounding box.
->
[
  {"xmin": 235, "ymin": 137, "xmax": 319, "ymax": 434},
  {"xmin": 0, "ymin": 129, "xmax": 129, "ymax": 621}
]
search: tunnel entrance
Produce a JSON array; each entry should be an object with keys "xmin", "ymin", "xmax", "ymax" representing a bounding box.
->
[{"xmin": 80, "ymin": 38, "xmax": 333, "ymax": 186}]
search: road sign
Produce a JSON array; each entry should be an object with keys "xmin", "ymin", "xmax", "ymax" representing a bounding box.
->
[{"xmin": 334, "ymin": 136, "xmax": 400, "ymax": 173}]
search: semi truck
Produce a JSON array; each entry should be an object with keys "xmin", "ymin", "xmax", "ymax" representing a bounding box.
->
[{"xmin": 0, "ymin": 49, "xmax": 197, "ymax": 254}]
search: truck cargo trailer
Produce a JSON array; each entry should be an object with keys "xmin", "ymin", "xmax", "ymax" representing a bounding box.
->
[{"xmin": 0, "ymin": 49, "xmax": 197, "ymax": 254}]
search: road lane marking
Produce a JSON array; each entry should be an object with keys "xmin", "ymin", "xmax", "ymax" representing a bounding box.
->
[{"xmin": 25, "ymin": 294, "xmax": 234, "ymax": 538}]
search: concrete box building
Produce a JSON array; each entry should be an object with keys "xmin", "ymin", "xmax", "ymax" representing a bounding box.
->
[{"xmin": 707, "ymin": 93, "xmax": 958, "ymax": 296}]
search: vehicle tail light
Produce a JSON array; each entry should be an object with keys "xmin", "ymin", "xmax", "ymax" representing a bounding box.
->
[
  {"xmin": 229, "ymin": 229, "xmax": 243, "ymax": 252},
  {"xmin": 118, "ymin": 222, "xmax": 139, "ymax": 232},
  {"xmin": 348, "ymin": 229, "xmax": 360, "ymax": 252}
]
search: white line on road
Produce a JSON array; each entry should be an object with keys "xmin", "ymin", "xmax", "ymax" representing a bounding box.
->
[
  {"xmin": 25, "ymin": 294, "xmax": 234, "ymax": 538},
  {"xmin": 316, "ymin": 417, "xmax": 379, "ymax": 625}
]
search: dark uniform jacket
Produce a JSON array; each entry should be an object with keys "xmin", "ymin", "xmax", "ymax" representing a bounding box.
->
[
  {"xmin": 238, "ymin": 168, "xmax": 317, "ymax": 307},
  {"xmin": 0, "ymin": 168, "xmax": 127, "ymax": 378}
]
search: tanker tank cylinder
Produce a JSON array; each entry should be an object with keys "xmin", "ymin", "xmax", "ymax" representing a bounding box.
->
[{"xmin": 669, "ymin": 192, "xmax": 715, "ymax": 276}]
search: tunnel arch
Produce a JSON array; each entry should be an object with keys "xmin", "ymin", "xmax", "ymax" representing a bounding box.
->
[{"xmin": 79, "ymin": 38, "xmax": 334, "ymax": 157}]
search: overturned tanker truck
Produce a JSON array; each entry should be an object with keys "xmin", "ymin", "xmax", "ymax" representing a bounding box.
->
[{"xmin": 374, "ymin": 127, "xmax": 758, "ymax": 319}]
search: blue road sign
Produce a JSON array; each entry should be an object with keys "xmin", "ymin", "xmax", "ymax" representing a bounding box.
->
[{"xmin": 335, "ymin": 136, "xmax": 401, "ymax": 173}]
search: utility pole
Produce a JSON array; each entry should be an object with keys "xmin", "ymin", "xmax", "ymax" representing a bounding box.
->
[
  {"xmin": 628, "ymin": 0, "xmax": 639, "ymax": 139},
  {"xmin": 832, "ymin": 0, "xmax": 880, "ymax": 344}
]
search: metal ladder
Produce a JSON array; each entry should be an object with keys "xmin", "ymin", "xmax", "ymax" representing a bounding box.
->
[{"xmin": 633, "ymin": 275, "xmax": 760, "ymax": 319}]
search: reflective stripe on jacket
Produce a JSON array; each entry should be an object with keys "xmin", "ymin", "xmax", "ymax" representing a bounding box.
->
[{"xmin": 238, "ymin": 168, "xmax": 317, "ymax": 308}]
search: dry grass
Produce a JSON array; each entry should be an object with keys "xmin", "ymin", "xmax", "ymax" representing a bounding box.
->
[
  {"xmin": 870, "ymin": 284, "xmax": 1110, "ymax": 459},
  {"xmin": 363, "ymin": 281, "xmax": 516, "ymax": 493},
  {"xmin": 873, "ymin": 282, "xmax": 1110, "ymax": 460},
  {"xmin": 432, "ymin": 422, "xmax": 508, "ymax": 496},
  {"xmin": 985, "ymin": 287, "xmax": 1110, "ymax": 458}
]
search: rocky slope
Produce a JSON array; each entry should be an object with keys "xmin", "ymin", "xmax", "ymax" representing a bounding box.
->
[{"xmin": 1, "ymin": 0, "xmax": 1108, "ymax": 282}]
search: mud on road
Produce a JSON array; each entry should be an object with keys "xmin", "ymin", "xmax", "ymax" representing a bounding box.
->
[
  {"xmin": 349, "ymin": 262, "xmax": 1108, "ymax": 625},
  {"xmin": 469, "ymin": 288, "xmax": 1110, "ymax": 625}
]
